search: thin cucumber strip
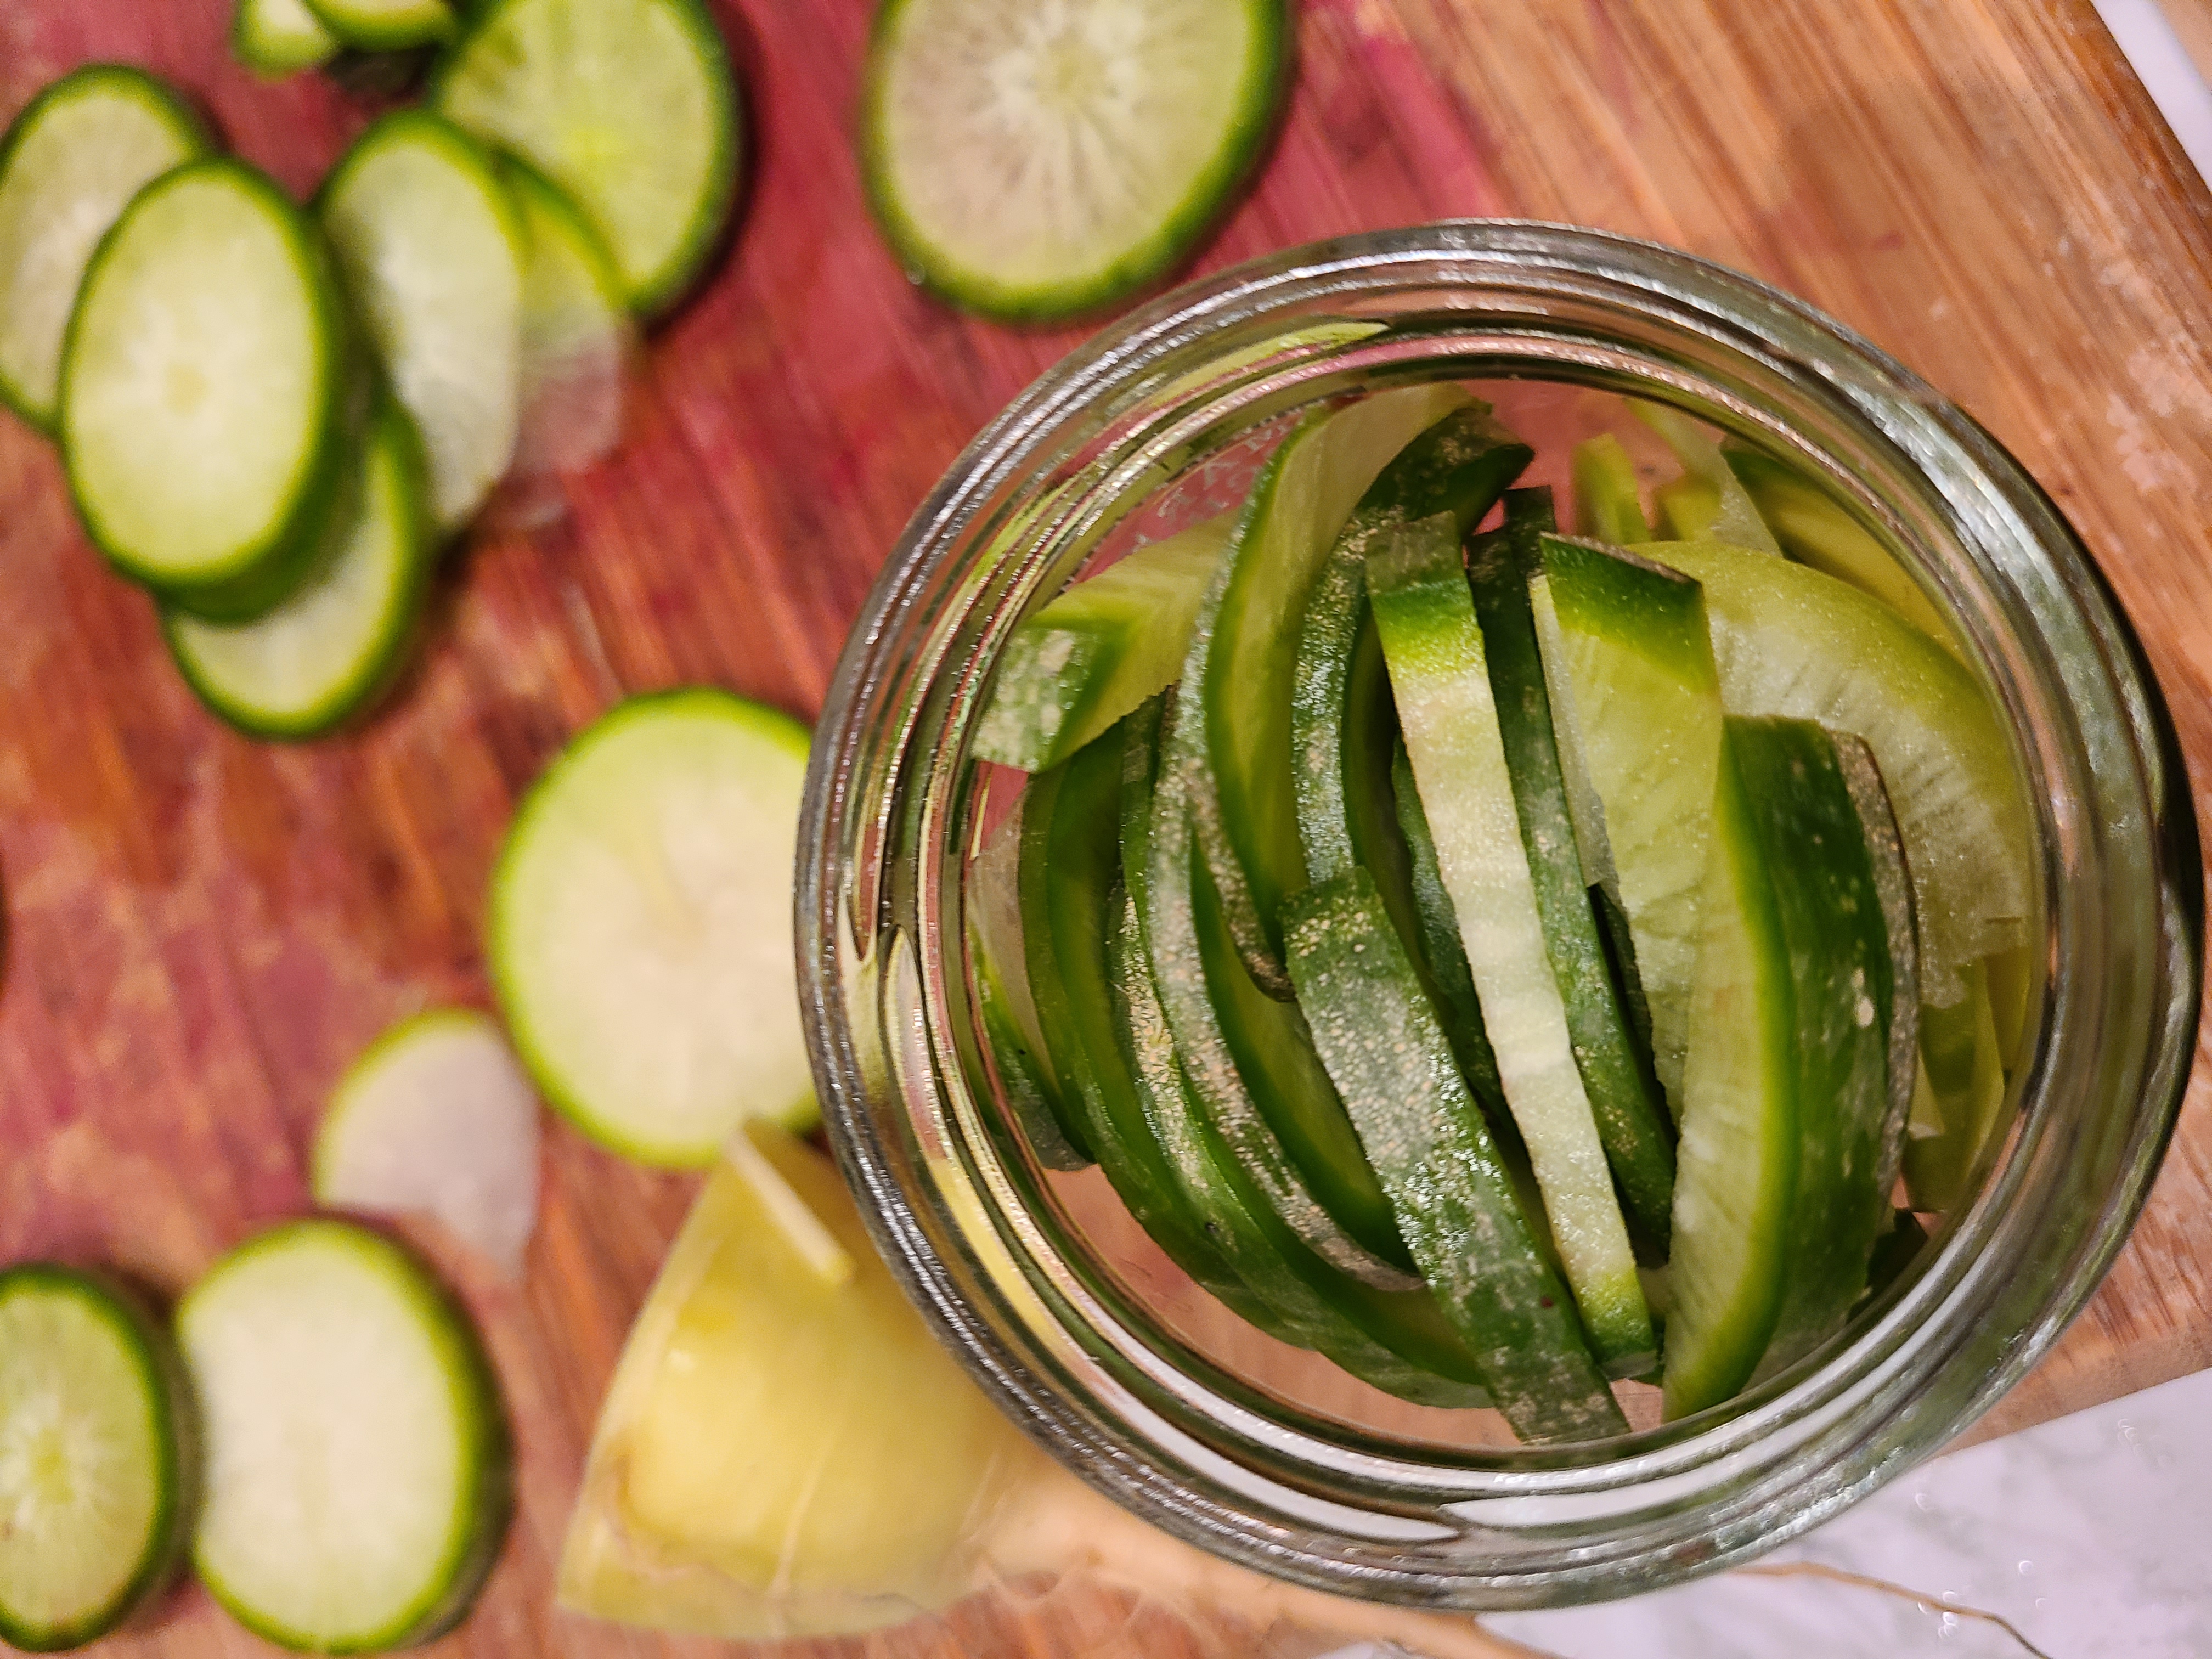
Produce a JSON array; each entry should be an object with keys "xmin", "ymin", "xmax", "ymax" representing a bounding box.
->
[
  {"xmin": 1986, "ymin": 941, "xmax": 2036, "ymax": 1066},
  {"xmin": 860, "ymin": 0, "xmax": 1286, "ymax": 322},
  {"xmin": 0, "ymin": 65, "xmax": 210, "ymax": 429},
  {"xmin": 1469, "ymin": 493, "xmax": 1674, "ymax": 1254},
  {"xmin": 966, "ymin": 803, "xmax": 1091, "ymax": 1172},
  {"xmin": 1186, "ymin": 382, "xmax": 1468, "ymax": 991},
  {"xmin": 506, "ymin": 160, "xmax": 633, "ymax": 485},
  {"xmin": 305, "ymin": 0, "xmax": 456, "ymax": 49},
  {"xmin": 313, "ymin": 1007, "xmax": 543, "ymax": 1278},
  {"xmin": 320, "ymin": 111, "xmax": 523, "ymax": 537},
  {"xmin": 436, "ymin": 0, "xmax": 741, "ymax": 315},
  {"xmin": 1368, "ymin": 512, "xmax": 1652, "ymax": 1367},
  {"xmin": 1011, "ymin": 761, "xmax": 1115, "ymax": 1169},
  {"xmin": 181, "ymin": 1220, "xmax": 509, "ymax": 1651},
  {"xmin": 60, "ymin": 158, "xmax": 347, "ymax": 612},
  {"xmin": 1902, "ymin": 963, "xmax": 2007, "ymax": 1212},
  {"xmin": 1286, "ymin": 871, "xmax": 1624, "ymax": 1442},
  {"xmin": 1655, "ymin": 473, "xmax": 1720, "ymax": 541},
  {"xmin": 234, "ymin": 0, "xmax": 339, "ymax": 74},
  {"xmin": 1836, "ymin": 733, "xmax": 1922, "ymax": 1216},
  {"xmin": 1645, "ymin": 539, "xmax": 2033, "ymax": 1005},
  {"xmin": 1390, "ymin": 739, "xmax": 1506, "ymax": 1111},
  {"xmin": 973, "ymin": 512, "xmax": 1234, "ymax": 774},
  {"xmin": 1569, "ymin": 434, "xmax": 1651, "ymax": 543},
  {"xmin": 166, "ymin": 392, "xmax": 432, "ymax": 740},
  {"xmin": 0, "ymin": 1266, "xmax": 195, "ymax": 1654},
  {"xmin": 1631, "ymin": 400, "xmax": 1780, "ymax": 556},
  {"xmin": 1530, "ymin": 534, "xmax": 1725, "ymax": 1111},
  {"xmin": 489, "ymin": 690, "xmax": 820, "ymax": 1166}
]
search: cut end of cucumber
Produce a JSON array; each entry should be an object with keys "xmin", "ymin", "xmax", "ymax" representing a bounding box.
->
[
  {"xmin": 861, "ymin": 0, "xmax": 1285, "ymax": 321},
  {"xmin": 490, "ymin": 689, "xmax": 820, "ymax": 1167},
  {"xmin": 234, "ymin": 0, "xmax": 340, "ymax": 73},
  {"xmin": 506, "ymin": 159, "xmax": 633, "ymax": 487}
]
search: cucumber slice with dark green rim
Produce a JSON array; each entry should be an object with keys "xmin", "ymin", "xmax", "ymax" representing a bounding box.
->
[
  {"xmin": 166, "ymin": 392, "xmax": 432, "ymax": 740},
  {"xmin": 973, "ymin": 512, "xmax": 1234, "ymax": 774},
  {"xmin": 506, "ymin": 159, "xmax": 631, "ymax": 484},
  {"xmin": 234, "ymin": 0, "xmax": 339, "ymax": 74},
  {"xmin": 1469, "ymin": 492, "xmax": 1674, "ymax": 1254},
  {"xmin": 1368, "ymin": 512, "xmax": 1653, "ymax": 1368},
  {"xmin": 1286, "ymin": 871, "xmax": 1624, "ymax": 1441},
  {"xmin": 1569, "ymin": 434, "xmax": 1651, "ymax": 544},
  {"xmin": 967, "ymin": 803, "xmax": 1091, "ymax": 1172},
  {"xmin": 0, "ymin": 1266, "xmax": 196, "ymax": 1654},
  {"xmin": 60, "ymin": 157, "xmax": 347, "ymax": 613},
  {"xmin": 306, "ymin": 0, "xmax": 455, "ymax": 49},
  {"xmin": 490, "ymin": 690, "xmax": 820, "ymax": 1166},
  {"xmin": 436, "ymin": 0, "xmax": 741, "ymax": 315},
  {"xmin": 860, "ymin": 0, "xmax": 1286, "ymax": 323},
  {"xmin": 1186, "ymin": 383, "xmax": 1468, "ymax": 994},
  {"xmin": 1530, "ymin": 534, "xmax": 1724, "ymax": 1112},
  {"xmin": 1632, "ymin": 400, "xmax": 1780, "ymax": 556},
  {"xmin": 1390, "ymin": 739, "xmax": 1507, "ymax": 1111},
  {"xmin": 320, "ymin": 111, "xmax": 523, "ymax": 538},
  {"xmin": 181, "ymin": 1220, "xmax": 510, "ymax": 1651},
  {"xmin": 0, "ymin": 65, "xmax": 209, "ymax": 430}
]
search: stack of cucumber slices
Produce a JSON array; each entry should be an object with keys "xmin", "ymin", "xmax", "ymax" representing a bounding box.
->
[
  {"xmin": 0, "ymin": 0, "xmax": 740, "ymax": 740},
  {"xmin": 970, "ymin": 386, "xmax": 2036, "ymax": 1441}
]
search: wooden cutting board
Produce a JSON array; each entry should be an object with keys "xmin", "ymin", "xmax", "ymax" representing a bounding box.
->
[{"xmin": 3, "ymin": 1, "xmax": 2209, "ymax": 1654}]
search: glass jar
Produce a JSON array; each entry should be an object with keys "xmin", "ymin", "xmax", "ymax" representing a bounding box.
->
[{"xmin": 794, "ymin": 223, "xmax": 2200, "ymax": 1608}]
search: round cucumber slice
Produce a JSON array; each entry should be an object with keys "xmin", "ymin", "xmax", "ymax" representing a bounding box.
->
[
  {"xmin": 0, "ymin": 65, "xmax": 208, "ymax": 430},
  {"xmin": 0, "ymin": 1266, "xmax": 196, "ymax": 1654},
  {"xmin": 305, "ymin": 0, "xmax": 455, "ymax": 49},
  {"xmin": 435, "ymin": 0, "xmax": 741, "ymax": 316},
  {"xmin": 233, "ymin": 0, "xmax": 339, "ymax": 74},
  {"xmin": 505, "ymin": 160, "xmax": 631, "ymax": 485},
  {"xmin": 59, "ymin": 157, "xmax": 346, "ymax": 607},
  {"xmin": 320, "ymin": 111, "xmax": 523, "ymax": 539},
  {"xmin": 180, "ymin": 1219, "xmax": 510, "ymax": 1652},
  {"xmin": 166, "ymin": 393, "xmax": 431, "ymax": 740},
  {"xmin": 860, "ymin": 0, "xmax": 1286, "ymax": 321},
  {"xmin": 489, "ymin": 689, "xmax": 820, "ymax": 1166}
]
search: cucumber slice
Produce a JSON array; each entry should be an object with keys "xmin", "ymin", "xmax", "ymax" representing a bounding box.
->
[
  {"xmin": 305, "ymin": 0, "xmax": 455, "ymax": 50},
  {"xmin": 1468, "ymin": 494, "xmax": 1674, "ymax": 1255},
  {"xmin": 1646, "ymin": 539, "xmax": 2033, "ymax": 1004},
  {"xmin": 1185, "ymin": 382, "xmax": 1468, "ymax": 991},
  {"xmin": 1368, "ymin": 512, "xmax": 1653, "ymax": 1368},
  {"xmin": 180, "ymin": 1220, "xmax": 509, "ymax": 1651},
  {"xmin": 1655, "ymin": 473, "xmax": 1720, "ymax": 540},
  {"xmin": 859, "ymin": 0, "xmax": 1286, "ymax": 322},
  {"xmin": 436, "ymin": 0, "xmax": 740, "ymax": 315},
  {"xmin": 506, "ymin": 160, "xmax": 631, "ymax": 486},
  {"xmin": 1390, "ymin": 739, "xmax": 1506, "ymax": 1111},
  {"xmin": 1632, "ymin": 401, "xmax": 1780, "ymax": 556},
  {"xmin": 1530, "ymin": 535, "xmax": 1724, "ymax": 1111},
  {"xmin": 489, "ymin": 690, "xmax": 819, "ymax": 1166},
  {"xmin": 0, "ymin": 1266, "xmax": 195, "ymax": 1654},
  {"xmin": 973, "ymin": 512, "xmax": 1234, "ymax": 774},
  {"xmin": 313, "ymin": 1007, "xmax": 543, "ymax": 1278},
  {"xmin": 165, "ymin": 392, "xmax": 431, "ymax": 739},
  {"xmin": 319, "ymin": 111, "xmax": 523, "ymax": 537},
  {"xmin": 234, "ymin": 0, "xmax": 339, "ymax": 75},
  {"xmin": 59, "ymin": 157, "xmax": 347, "ymax": 614},
  {"xmin": 1569, "ymin": 433, "xmax": 1651, "ymax": 544},
  {"xmin": 1286, "ymin": 872, "xmax": 1625, "ymax": 1442},
  {"xmin": 0, "ymin": 65, "xmax": 208, "ymax": 430},
  {"xmin": 1902, "ymin": 962, "xmax": 2007, "ymax": 1212},
  {"xmin": 966, "ymin": 803, "xmax": 1091, "ymax": 1172}
]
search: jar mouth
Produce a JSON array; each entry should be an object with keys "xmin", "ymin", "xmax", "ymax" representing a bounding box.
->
[{"xmin": 797, "ymin": 222, "xmax": 2200, "ymax": 1604}]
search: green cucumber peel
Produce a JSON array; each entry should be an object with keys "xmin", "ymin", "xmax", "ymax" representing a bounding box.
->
[
  {"xmin": 306, "ymin": 0, "xmax": 455, "ymax": 50},
  {"xmin": 234, "ymin": 0, "xmax": 340, "ymax": 74},
  {"xmin": 1390, "ymin": 739, "xmax": 1508, "ymax": 1113}
]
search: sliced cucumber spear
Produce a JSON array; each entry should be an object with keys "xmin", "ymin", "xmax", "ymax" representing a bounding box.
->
[
  {"xmin": 1632, "ymin": 400, "xmax": 1780, "ymax": 556},
  {"xmin": 1569, "ymin": 434, "xmax": 1651, "ymax": 544},
  {"xmin": 233, "ymin": 0, "xmax": 339, "ymax": 75},
  {"xmin": 1646, "ymin": 539, "xmax": 2033, "ymax": 1005},
  {"xmin": 437, "ymin": 0, "xmax": 741, "ymax": 315},
  {"xmin": 306, "ymin": 0, "xmax": 456, "ymax": 50},
  {"xmin": 973, "ymin": 512, "xmax": 1234, "ymax": 775},
  {"xmin": 0, "ymin": 65, "xmax": 209, "ymax": 430},
  {"xmin": 1903, "ymin": 961, "xmax": 2007, "ymax": 1212},
  {"xmin": 60, "ymin": 157, "xmax": 349, "ymax": 619},
  {"xmin": 489, "ymin": 690, "xmax": 820, "ymax": 1166},
  {"xmin": 860, "ymin": 0, "xmax": 1286, "ymax": 322},
  {"xmin": 320, "ymin": 111, "xmax": 523, "ymax": 538},
  {"xmin": 1391, "ymin": 739, "xmax": 1508, "ymax": 1112},
  {"xmin": 1286, "ymin": 871, "xmax": 1625, "ymax": 1441},
  {"xmin": 1184, "ymin": 382, "xmax": 1467, "ymax": 992},
  {"xmin": 1368, "ymin": 511, "xmax": 1654, "ymax": 1369},
  {"xmin": 506, "ymin": 160, "xmax": 632, "ymax": 487},
  {"xmin": 1468, "ymin": 493, "xmax": 1674, "ymax": 1256},
  {"xmin": 181, "ymin": 1220, "xmax": 509, "ymax": 1652},
  {"xmin": 166, "ymin": 391, "xmax": 431, "ymax": 739},
  {"xmin": 0, "ymin": 1266, "xmax": 196, "ymax": 1654}
]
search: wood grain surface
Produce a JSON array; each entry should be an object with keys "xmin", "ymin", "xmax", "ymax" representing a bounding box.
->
[{"xmin": 2, "ymin": 0, "xmax": 2208, "ymax": 1654}]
